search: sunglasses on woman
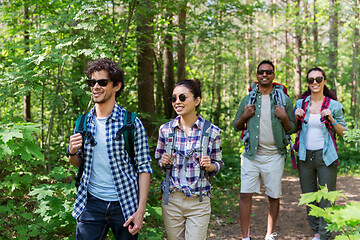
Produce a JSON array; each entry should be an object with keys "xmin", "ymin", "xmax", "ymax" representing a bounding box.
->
[
  {"xmin": 307, "ymin": 76, "xmax": 324, "ymax": 84},
  {"xmin": 87, "ymin": 79, "xmax": 109, "ymax": 87},
  {"xmin": 169, "ymin": 94, "xmax": 187, "ymax": 103},
  {"xmin": 257, "ymin": 69, "xmax": 274, "ymax": 75}
]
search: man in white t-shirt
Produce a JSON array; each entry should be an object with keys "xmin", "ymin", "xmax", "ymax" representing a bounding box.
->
[{"xmin": 233, "ymin": 60, "xmax": 296, "ymax": 240}]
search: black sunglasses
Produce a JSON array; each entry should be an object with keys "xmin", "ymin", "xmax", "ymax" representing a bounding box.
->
[
  {"xmin": 307, "ymin": 76, "xmax": 324, "ymax": 84},
  {"xmin": 169, "ymin": 94, "xmax": 187, "ymax": 103},
  {"xmin": 87, "ymin": 79, "xmax": 109, "ymax": 87},
  {"xmin": 257, "ymin": 69, "xmax": 274, "ymax": 75}
]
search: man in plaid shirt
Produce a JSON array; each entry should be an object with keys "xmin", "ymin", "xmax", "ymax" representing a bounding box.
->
[{"xmin": 68, "ymin": 58, "xmax": 152, "ymax": 239}]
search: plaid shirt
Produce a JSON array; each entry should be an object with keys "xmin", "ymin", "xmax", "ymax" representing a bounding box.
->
[
  {"xmin": 295, "ymin": 96, "xmax": 347, "ymax": 166},
  {"xmin": 72, "ymin": 103, "xmax": 153, "ymax": 220},
  {"xmin": 155, "ymin": 115, "xmax": 223, "ymax": 197}
]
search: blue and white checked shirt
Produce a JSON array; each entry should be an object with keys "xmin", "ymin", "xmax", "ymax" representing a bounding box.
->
[
  {"xmin": 155, "ymin": 115, "xmax": 223, "ymax": 197},
  {"xmin": 295, "ymin": 96, "xmax": 347, "ymax": 166},
  {"xmin": 72, "ymin": 103, "xmax": 153, "ymax": 220}
]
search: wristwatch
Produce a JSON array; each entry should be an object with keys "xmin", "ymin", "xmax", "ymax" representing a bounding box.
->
[{"xmin": 67, "ymin": 145, "xmax": 77, "ymax": 156}]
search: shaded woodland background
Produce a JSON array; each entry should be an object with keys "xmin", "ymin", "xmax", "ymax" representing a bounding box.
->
[{"xmin": 1, "ymin": 0, "xmax": 359, "ymax": 239}]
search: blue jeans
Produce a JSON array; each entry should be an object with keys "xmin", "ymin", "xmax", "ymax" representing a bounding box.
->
[{"xmin": 76, "ymin": 193, "xmax": 138, "ymax": 240}]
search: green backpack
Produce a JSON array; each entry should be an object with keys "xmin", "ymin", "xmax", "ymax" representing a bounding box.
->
[{"xmin": 73, "ymin": 110, "xmax": 137, "ymax": 189}]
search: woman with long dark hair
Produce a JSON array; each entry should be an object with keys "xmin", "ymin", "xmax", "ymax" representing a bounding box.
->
[
  {"xmin": 294, "ymin": 67, "xmax": 347, "ymax": 240},
  {"xmin": 155, "ymin": 79, "xmax": 224, "ymax": 240}
]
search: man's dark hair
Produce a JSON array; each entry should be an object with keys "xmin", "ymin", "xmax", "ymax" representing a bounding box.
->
[
  {"xmin": 257, "ymin": 60, "xmax": 275, "ymax": 72},
  {"xmin": 85, "ymin": 58, "xmax": 124, "ymax": 98}
]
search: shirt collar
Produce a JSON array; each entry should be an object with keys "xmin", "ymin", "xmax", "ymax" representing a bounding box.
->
[
  {"xmin": 304, "ymin": 95, "xmax": 311, "ymax": 103},
  {"xmin": 87, "ymin": 102, "xmax": 124, "ymax": 122},
  {"xmin": 172, "ymin": 115, "xmax": 203, "ymax": 130}
]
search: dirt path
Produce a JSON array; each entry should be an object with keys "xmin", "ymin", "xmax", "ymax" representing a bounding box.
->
[{"xmin": 208, "ymin": 175, "xmax": 360, "ymax": 240}]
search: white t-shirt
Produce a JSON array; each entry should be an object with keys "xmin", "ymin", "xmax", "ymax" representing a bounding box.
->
[{"xmin": 305, "ymin": 113, "xmax": 324, "ymax": 150}]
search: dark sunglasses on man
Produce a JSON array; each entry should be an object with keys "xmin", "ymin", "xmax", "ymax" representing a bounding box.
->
[
  {"xmin": 307, "ymin": 76, "xmax": 324, "ymax": 84},
  {"xmin": 169, "ymin": 94, "xmax": 187, "ymax": 103},
  {"xmin": 87, "ymin": 79, "xmax": 109, "ymax": 87},
  {"xmin": 257, "ymin": 69, "xmax": 274, "ymax": 75}
]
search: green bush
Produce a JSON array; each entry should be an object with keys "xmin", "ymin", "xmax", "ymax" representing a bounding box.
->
[{"xmin": 299, "ymin": 185, "xmax": 360, "ymax": 239}]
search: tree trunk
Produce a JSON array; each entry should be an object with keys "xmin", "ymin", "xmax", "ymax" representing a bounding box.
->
[
  {"xmin": 285, "ymin": 0, "xmax": 290, "ymax": 85},
  {"xmin": 329, "ymin": 0, "xmax": 338, "ymax": 94},
  {"xmin": 313, "ymin": 0, "xmax": 319, "ymax": 62},
  {"xmin": 294, "ymin": 0, "xmax": 302, "ymax": 99},
  {"xmin": 272, "ymin": 0, "xmax": 278, "ymax": 66},
  {"xmin": 154, "ymin": 38, "xmax": 164, "ymax": 116},
  {"xmin": 164, "ymin": 13, "xmax": 175, "ymax": 119},
  {"xmin": 24, "ymin": 3, "xmax": 31, "ymax": 122},
  {"xmin": 136, "ymin": 0, "xmax": 155, "ymax": 134},
  {"xmin": 177, "ymin": 1, "xmax": 187, "ymax": 82},
  {"xmin": 119, "ymin": 0, "xmax": 137, "ymax": 64},
  {"xmin": 352, "ymin": 0, "xmax": 360, "ymax": 128}
]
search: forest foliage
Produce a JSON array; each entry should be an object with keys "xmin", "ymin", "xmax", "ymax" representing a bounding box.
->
[{"xmin": 1, "ymin": 0, "xmax": 359, "ymax": 239}]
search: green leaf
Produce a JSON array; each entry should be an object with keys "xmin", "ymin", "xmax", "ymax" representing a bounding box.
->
[
  {"xmin": 29, "ymin": 186, "xmax": 54, "ymax": 200},
  {"xmin": 1, "ymin": 129, "xmax": 22, "ymax": 143}
]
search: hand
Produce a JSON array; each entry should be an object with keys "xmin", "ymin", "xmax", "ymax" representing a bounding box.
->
[
  {"xmin": 243, "ymin": 104, "xmax": 255, "ymax": 120},
  {"xmin": 321, "ymin": 109, "xmax": 334, "ymax": 122},
  {"xmin": 123, "ymin": 210, "xmax": 144, "ymax": 235},
  {"xmin": 69, "ymin": 133, "xmax": 83, "ymax": 155},
  {"xmin": 160, "ymin": 153, "xmax": 173, "ymax": 168},
  {"xmin": 274, "ymin": 105, "xmax": 287, "ymax": 120},
  {"xmin": 200, "ymin": 156, "xmax": 215, "ymax": 172},
  {"xmin": 295, "ymin": 108, "xmax": 305, "ymax": 120}
]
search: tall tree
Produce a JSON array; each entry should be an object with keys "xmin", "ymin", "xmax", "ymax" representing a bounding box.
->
[
  {"xmin": 163, "ymin": 12, "xmax": 175, "ymax": 119},
  {"xmin": 23, "ymin": 3, "xmax": 31, "ymax": 122},
  {"xmin": 177, "ymin": 1, "xmax": 187, "ymax": 82},
  {"xmin": 294, "ymin": 0, "xmax": 302, "ymax": 99},
  {"xmin": 351, "ymin": 0, "xmax": 360, "ymax": 127},
  {"xmin": 313, "ymin": 0, "xmax": 319, "ymax": 63},
  {"xmin": 329, "ymin": 0, "xmax": 339, "ymax": 93},
  {"xmin": 136, "ymin": 0, "xmax": 155, "ymax": 130}
]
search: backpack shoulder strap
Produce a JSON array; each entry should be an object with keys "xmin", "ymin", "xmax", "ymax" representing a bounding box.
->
[
  {"xmin": 273, "ymin": 84, "xmax": 288, "ymax": 107},
  {"xmin": 113, "ymin": 110, "xmax": 137, "ymax": 171},
  {"xmin": 75, "ymin": 113, "xmax": 88, "ymax": 133},
  {"xmin": 123, "ymin": 111, "xmax": 137, "ymax": 163},
  {"xmin": 74, "ymin": 113, "xmax": 88, "ymax": 190},
  {"xmin": 166, "ymin": 119, "xmax": 176, "ymax": 154},
  {"xmin": 248, "ymin": 83, "xmax": 258, "ymax": 105},
  {"xmin": 200, "ymin": 120, "xmax": 212, "ymax": 156}
]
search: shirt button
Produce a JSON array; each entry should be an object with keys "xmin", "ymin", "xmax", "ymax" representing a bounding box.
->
[
  {"xmin": 257, "ymin": 115, "xmax": 260, "ymax": 117},
  {"xmin": 258, "ymin": 105, "xmax": 260, "ymax": 108},
  {"xmin": 256, "ymin": 136, "xmax": 258, "ymax": 138},
  {"xmin": 255, "ymin": 147, "xmax": 257, "ymax": 149},
  {"xmin": 256, "ymin": 125, "xmax": 259, "ymax": 128}
]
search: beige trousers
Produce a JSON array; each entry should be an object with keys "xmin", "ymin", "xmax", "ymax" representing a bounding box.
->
[{"xmin": 162, "ymin": 191, "xmax": 211, "ymax": 240}]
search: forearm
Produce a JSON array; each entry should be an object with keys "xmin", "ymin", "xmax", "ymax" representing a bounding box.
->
[
  {"xmin": 137, "ymin": 172, "xmax": 151, "ymax": 213},
  {"xmin": 280, "ymin": 115, "xmax": 292, "ymax": 132},
  {"xmin": 235, "ymin": 115, "xmax": 248, "ymax": 131},
  {"xmin": 69, "ymin": 155, "xmax": 83, "ymax": 168},
  {"xmin": 332, "ymin": 121, "xmax": 347, "ymax": 138}
]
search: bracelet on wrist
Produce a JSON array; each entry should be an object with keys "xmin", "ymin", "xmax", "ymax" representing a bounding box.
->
[
  {"xmin": 331, "ymin": 119, "xmax": 337, "ymax": 126},
  {"xmin": 67, "ymin": 145, "xmax": 77, "ymax": 156}
]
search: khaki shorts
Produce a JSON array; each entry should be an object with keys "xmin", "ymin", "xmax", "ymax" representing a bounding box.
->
[{"xmin": 241, "ymin": 153, "xmax": 285, "ymax": 198}]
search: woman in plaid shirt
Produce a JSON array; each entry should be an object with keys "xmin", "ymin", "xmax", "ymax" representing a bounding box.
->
[{"xmin": 155, "ymin": 79, "xmax": 224, "ymax": 240}]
